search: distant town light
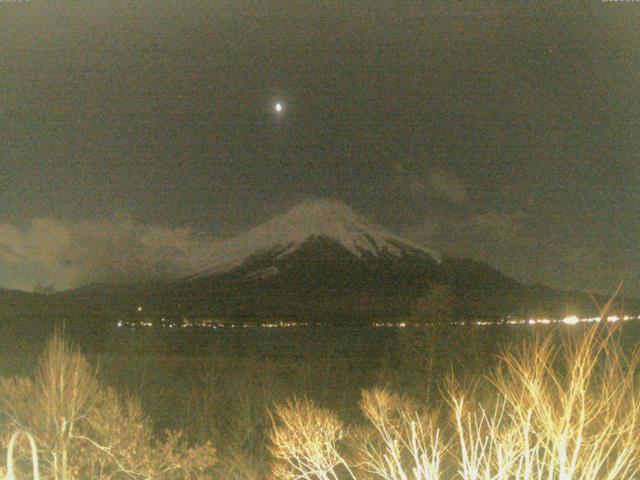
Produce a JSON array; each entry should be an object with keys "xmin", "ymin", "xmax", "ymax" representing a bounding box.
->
[{"xmin": 562, "ymin": 315, "xmax": 580, "ymax": 325}]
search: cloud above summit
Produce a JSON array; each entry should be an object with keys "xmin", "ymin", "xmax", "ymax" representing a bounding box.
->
[
  {"xmin": 428, "ymin": 168, "xmax": 468, "ymax": 204},
  {"xmin": 391, "ymin": 164, "xmax": 468, "ymax": 204}
]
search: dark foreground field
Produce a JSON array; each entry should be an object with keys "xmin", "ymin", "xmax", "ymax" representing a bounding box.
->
[{"xmin": 1, "ymin": 322, "xmax": 639, "ymax": 478}]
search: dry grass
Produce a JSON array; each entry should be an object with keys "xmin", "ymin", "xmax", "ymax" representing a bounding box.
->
[{"xmin": 269, "ymin": 325, "xmax": 640, "ymax": 479}]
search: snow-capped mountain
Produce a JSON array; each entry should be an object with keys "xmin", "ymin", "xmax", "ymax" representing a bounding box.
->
[
  {"xmin": 3, "ymin": 200, "xmax": 632, "ymax": 326},
  {"xmin": 147, "ymin": 199, "xmax": 446, "ymax": 321},
  {"xmin": 189, "ymin": 199, "xmax": 440, "ymax": 280}
]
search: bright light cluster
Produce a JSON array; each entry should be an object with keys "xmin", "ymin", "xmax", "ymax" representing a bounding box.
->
[
  {"xmin": 118, "ymin": 312, "xmax": 640, "ymax": 330},
  {"xmin": 562, "ymin": 315, "xmax": 580, "ymax": 325},
  {"xmin": 116, "ymin": 319, "xmax": 310, "ymax": 329},
  {"xmin": 371, "ymin": 314, "xmax": 640, "ymax": 329}
]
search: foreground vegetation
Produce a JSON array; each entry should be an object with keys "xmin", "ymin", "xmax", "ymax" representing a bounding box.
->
[
  {"xmin": 0, "ymin": 320, "xmax": 639, "ymax": 478},
  {"xmin": 270, "ymin": 325, "xmax": 640, "ymax": 480}
]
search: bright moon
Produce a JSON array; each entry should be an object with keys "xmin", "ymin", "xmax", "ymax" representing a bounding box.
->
[{"xmin": 275, "ymin": 102, "xmax": 283, "ymax": 113}]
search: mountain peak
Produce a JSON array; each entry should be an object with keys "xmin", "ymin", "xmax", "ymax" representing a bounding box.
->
[
  {"xmin": 191, "ymin": 199, "xmax": 439, "ymax": 277},
  {"xmin": 286, "ymin": 199, "xmax": 359, "ymax": 222},
  {"xmin": 273, "ymin": 199, "xmax": 371, "ymax": 239}
]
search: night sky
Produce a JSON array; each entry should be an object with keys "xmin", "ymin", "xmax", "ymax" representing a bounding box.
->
[{"xmin": 1, "ymin": 1, "xmax": 638, "ymax": 296}]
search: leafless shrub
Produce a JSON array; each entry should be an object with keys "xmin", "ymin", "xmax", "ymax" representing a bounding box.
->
[
  {"xmin": 355, "ymin": 388, "xmax": 442, "ymax": 480},
  {"xmin": 268, "ymin": 397, "xmax": 355, "ymax": 480},
  {"xmin": 269, "ymin": 325, "xmax": 640, "ymax": 480},
  {"xmin": 0, "ymin": 332, "xmax": 217, "ymax": 479}
]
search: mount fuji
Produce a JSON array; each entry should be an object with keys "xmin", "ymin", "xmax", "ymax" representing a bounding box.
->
[
  {"xmin": 188, "ymin": 199, "xmax": 441, "ymax": 281},
  {"xmin": 142, "ymin": 199, "xmax": 632, "ymax": 321},
  {"xmin": 5, "ymin": 199, "xmax": 631, "ymax": 328},
  {"xmin": 161, "ymin": 199, "xmax": 446, "ymax": 321}
]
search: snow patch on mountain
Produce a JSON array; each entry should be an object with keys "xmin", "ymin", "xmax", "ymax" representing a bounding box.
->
[
  {"xmin": 191, "ymin": 200, "xmax": 439, "ymax": 277},
  {"xmin": 246, "ymin": 266, "xmax": 281, "ymax": 280}
]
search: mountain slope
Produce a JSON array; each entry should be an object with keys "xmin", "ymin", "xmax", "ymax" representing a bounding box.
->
[
  {"xmin": 165, "ymin": 200, "xmax": 443, "ymax": 321},
  {"xmin": 189, "ymin": 199, "xmax": 440, "ymax": 279},
  {"xmin": 164, "ymin": 201, "xmax": 635, "ymax": 321}
]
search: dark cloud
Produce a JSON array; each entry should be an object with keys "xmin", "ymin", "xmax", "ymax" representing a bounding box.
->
[
  {"xmin": 428, "ymin": 169, "xmax": 468, "ymax": 205},
  {"xmin": 468, "ymin": 211, "xmax": 526, "ymax": 241},
  {"xmin": 391, "ymin": 163, "xmax": 468, "ymax": 204},
  {"xmin": 402, "ymin": 208, "xmax": 637, "ymax": 299}
]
